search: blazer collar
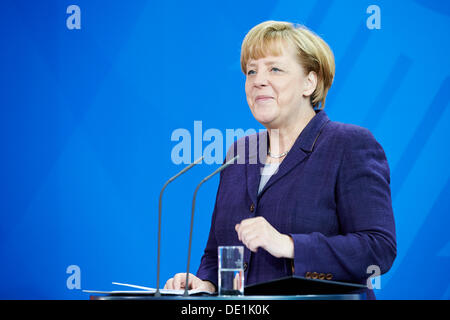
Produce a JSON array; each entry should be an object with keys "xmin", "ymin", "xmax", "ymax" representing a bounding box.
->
[
  {"xmin": 246, "ymin": 110, "xmax": 330, "ymax": 204},
  {"xmin": 295, "ymin": 109, "xmax": 330, "ymax": 152}
]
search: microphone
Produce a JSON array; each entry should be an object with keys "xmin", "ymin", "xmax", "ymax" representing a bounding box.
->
[
  {"xmin": 183, "ymin": 155, "xmax": 240, "ymax": 296},
  {"xmin": 155, "ymin": 156, "xmax": 204, "ymax": 297}
]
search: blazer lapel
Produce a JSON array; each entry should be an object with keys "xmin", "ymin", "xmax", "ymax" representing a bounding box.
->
[
  {"xmin": 258, "ymin": 110, "xmax": 330, "ymax": 197},
  {"xmin": 246, "ymin": 131, "xmax": 268, "ymax": 206}
]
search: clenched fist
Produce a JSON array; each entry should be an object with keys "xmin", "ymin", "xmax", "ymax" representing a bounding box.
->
[{"xmin": 235, "ymin": 216, "xmax": 294, "ymax": 259}]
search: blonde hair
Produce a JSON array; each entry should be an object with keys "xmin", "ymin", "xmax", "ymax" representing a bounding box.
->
[{"xmin": 240, "ymin": 21, "xmax": 335, "ymax": 109}]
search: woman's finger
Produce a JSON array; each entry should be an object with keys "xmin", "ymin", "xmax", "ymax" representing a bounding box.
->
[
  {"xmin": 172, "ymin": 273, "xmax": 186, "ymax": 290},
  {"xmin": 164, "ymin": 278, "xmax": 173, "ymax": 290},
  {"xmin": 235, "ymin": 224, "xmax": 240, "ymax": 240}
]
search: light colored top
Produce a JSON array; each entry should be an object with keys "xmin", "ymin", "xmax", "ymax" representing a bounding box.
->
[{"xmin": 258, "ymin": 162, "xmax": 281, "ymax": 195}]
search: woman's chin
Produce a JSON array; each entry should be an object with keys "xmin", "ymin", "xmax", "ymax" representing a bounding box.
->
[
  {"xmin": 255, "ymin": 115, "xmax": 278, "ymax": 127},
  {"xmin": 252, "ymin": 110, "xmax": 277, "ymax": 124}
]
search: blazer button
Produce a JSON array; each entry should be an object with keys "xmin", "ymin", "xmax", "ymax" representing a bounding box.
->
[
  {"xmin": 243, "ymin": 262, "xmax": 248, "ymax": 271},
  {"xmin": 319, "ymin": 273, "xmax": 325, "ymax": 280},
  {"xmin": 305, "ymin": 272, "xmax": 311, "ymax": 279},
  {"xmin": 326, "ymin": 273, "xmax": 333, "ymax": 280},
  {"xmin": 249, "ymin": 203, "xmax": 255, "ymax": 212},
  {"xmin": 312, "ymin": 272, "xmax": 319, "ymax": 279}
]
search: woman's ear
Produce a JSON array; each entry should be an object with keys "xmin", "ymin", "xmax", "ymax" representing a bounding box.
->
[{"xmin": 303, "ymin": 71, "xmax": 318, "ymax": 97}]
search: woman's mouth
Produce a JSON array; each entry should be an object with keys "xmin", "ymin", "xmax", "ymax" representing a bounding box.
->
[{"xmin": 255, "ymin": 95, "xmax": 274, "ymax": 102}]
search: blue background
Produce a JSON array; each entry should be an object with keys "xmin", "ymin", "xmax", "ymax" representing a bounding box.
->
[{"xmin": 1, "ymin": 0, "xmax": 449, "ymax": 299}]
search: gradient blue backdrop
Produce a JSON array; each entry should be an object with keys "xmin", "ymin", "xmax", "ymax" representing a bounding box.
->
[{"xmin": 1, "ymin": 0, "xmax": 449, "ymax": 299}]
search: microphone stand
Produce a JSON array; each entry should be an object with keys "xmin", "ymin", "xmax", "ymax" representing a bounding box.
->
[
  {"xmin": 183, "ymin": 155, "xmax": 239, "ymax": 296},
  {"xmin": 155, "ymin": 156, "xmax": 204, "ymax": 297}
]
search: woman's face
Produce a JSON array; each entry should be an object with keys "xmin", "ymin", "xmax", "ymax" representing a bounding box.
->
[{"xmin": 245, "ymin": 42, "xmax": 315, "ymax": 128}]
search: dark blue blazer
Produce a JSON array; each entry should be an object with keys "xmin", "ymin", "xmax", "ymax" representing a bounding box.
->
[{"xmin": 196, "ymin": 110, "xmax": 396, "ymax": 299}]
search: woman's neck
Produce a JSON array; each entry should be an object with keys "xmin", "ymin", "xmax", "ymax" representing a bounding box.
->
[{"xmin": 267, "ymin": 107, "xmax": 316, "ymax": 159}]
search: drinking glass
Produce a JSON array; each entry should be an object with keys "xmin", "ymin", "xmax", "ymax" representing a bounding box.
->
[{"xmin": 218, "ymin": 246, "xmax": 244, "ymax": 296}]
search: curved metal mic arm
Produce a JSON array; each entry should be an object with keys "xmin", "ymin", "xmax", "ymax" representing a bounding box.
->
[
  {"xmin": 155, "ymin": 156, "xmax": 204, "ymax": 297},
  {"xmin": 184, "ymin": 155, "xmax": 240, "ymax": 296}
]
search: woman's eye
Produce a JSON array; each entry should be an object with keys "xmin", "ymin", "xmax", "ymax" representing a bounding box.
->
[
  {"xmin": 271, "ymin": 67, "xmax": 282, "ymax": 72},
  {"xmin": 247, "ymin": 70, "xmax": 256, "ymax": 75}
]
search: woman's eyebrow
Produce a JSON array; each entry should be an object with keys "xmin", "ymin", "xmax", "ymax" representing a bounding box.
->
[
  {"xmin": 247, "ymin": 60, "xmax": 283, "ymax": 68},
  {"xmin": 265, "ymin": 60, "xmax": 282, "ymax": 65}
]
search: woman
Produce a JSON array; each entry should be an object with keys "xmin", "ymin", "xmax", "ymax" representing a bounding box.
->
[{"xmin": 164, "ymin": 20, "xmax": 396, "ymax": 299}]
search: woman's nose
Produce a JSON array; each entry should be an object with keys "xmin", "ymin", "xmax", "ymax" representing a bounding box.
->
[{"xmin": 254, "ymin": 71, "xmax": 269, "ymax": 87}]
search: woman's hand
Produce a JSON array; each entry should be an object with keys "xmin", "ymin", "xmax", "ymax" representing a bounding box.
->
[
  {"xmin": 235, "ymin": 216, "xmax": 294, "ymax": 259},
  {"xmin": 164, "ymin": 273, "xmax": 216, "ymax": 293}
]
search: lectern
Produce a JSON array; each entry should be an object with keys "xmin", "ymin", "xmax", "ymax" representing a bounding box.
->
[{"xmin": 89, "ymin": 276, "xmax": 367, "ymax": 300}]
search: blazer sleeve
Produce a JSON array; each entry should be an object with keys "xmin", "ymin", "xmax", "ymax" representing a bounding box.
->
[{"xmin": 290, "ymin": 127, "xmax": 397, "ymax": 283}]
